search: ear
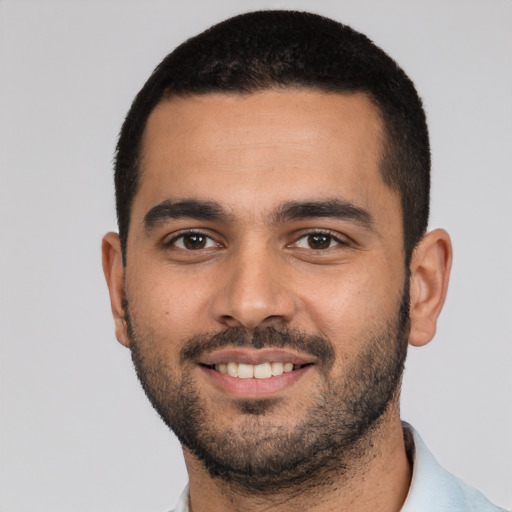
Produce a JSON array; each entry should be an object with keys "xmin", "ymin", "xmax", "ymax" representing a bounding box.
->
[
  {"xmin": 102, "ymin": 232, "xmax": 130, "ymax": 348},
  {"xmin": 408, "ymin": 229, "xmax": 453, "ymax": 347}
]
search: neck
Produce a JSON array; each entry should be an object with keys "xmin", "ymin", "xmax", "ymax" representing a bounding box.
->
[{"xmin": 183, "ymin": 410, "xmax": 411, "ymax": 512}]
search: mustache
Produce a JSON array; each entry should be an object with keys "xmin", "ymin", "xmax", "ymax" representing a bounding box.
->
[{"xmin": 180, "ymin": 326, "xmax": 336, "ymax": 369}]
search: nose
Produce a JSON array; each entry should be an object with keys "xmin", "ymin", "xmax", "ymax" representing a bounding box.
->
[{"xmin": 210, "ymin": 245, "xmax": 296, "ymax": 330}]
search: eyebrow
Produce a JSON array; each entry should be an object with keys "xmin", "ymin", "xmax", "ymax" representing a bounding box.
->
[
  {"xmin": 271, "ymin": 199, "xmax": 374, "ymax": 230},
  {"xmin": 144, "ymin": 199, "xmax": 231, "ymax": 232},
  {"xmin": 144, "ymin": 197, "xmax": 374, "ymax": 233}
]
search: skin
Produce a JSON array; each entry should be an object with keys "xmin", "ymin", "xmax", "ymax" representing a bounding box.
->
[{"xmin": 103, "ymin": 89, "xmax": 452, "ymax": 512}]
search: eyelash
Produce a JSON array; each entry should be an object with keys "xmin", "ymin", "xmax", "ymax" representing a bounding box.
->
[
  {"xmin": 164, "ymin": 229, "xmax": 349, "ymax": 251},
  {"xmin": 293, "ymin": 230, "xmax": 349, "ymax": 250},
  {"xmin": 164, "ymin": 230, "xmax": 221, "ymax": 250}
]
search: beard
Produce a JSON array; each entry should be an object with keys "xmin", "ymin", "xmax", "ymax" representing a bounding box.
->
[{"xmin": 125, "ymin": 283, "xmax": 410, "ymax": 493}]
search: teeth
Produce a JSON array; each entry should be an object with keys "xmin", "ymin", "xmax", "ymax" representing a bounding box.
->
[
  {"xmin": 284, "ymin": 363, "xmax": 294, "ymax": 373},
  {"xmin": 254, "ymin": 362, "xmax": 272, "ymax": 379},
  {"xmin": 227, "ymin": 362, "xmax": 238, "ymax": 377},
  {"xmin": 237, "ymin": 363, "xmax": 254, "ymax": 379},
  {"xmin": 271, "ymin": 362, "xmax": 284, "ymax": 376},
  {"xmin": 214, "ymin": 361, "xmax": 303, "ymax": 379}
]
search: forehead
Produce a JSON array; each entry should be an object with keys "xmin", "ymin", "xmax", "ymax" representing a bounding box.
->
[{"xmin": 134, "ymin": 89, "xmax": 399, "ymax": 227}]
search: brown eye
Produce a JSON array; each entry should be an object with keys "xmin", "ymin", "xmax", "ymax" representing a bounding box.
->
[
  {"xmin": 307, "ymin": 234, "xmax": 332, "ymax": 249},
  {"xmin": 171, "ymin": 233, "xmax": 217, "ymax": 250},
  {"xmin": 183, "ymin": 234, "xmax": 207, "ymax": 250},
  {"xmin": 294, "ymin": 232, "xmax": 343, "ymax": 250}
]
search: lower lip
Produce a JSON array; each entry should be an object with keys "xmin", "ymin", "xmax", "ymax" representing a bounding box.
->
[{"xmin": 199, "ymin": 365, "xmax": 313, "ymax": 398}]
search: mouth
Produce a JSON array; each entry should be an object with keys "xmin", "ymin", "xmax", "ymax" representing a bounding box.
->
[
  {"xmin": 197, "ymin": 348, "xmax": 316, "ymax": 397},
  {"xmin": 201, "ymin": 361, "xmax": 313, "ymax": 379}
]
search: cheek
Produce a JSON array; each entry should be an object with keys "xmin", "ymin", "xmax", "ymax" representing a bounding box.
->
[
  {"xmin": 126, "ymin": 264, "xmax": 212, "ymax": 345},
  {"xmin": 300, "ymin": 262, "xmax": 404, "ymax": 356}
]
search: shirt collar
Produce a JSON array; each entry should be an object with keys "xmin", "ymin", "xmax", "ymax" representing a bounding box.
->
[{"xmin": 171, "ymin": 423, "xmax": 503, "ymax": 512}]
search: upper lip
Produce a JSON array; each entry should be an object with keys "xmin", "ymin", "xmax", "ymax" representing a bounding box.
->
[{"xmin": 198, "ymin": 348, "xmax": 316, "ymax": 366}]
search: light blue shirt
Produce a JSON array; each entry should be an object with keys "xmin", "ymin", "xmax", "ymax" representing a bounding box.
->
[
  {"xmin": 171, "ymin": 423, "xmax": 507, "ymax": 511},
  {"xmin": 401, "ymin": 423, "xmax": 506, "ymax": 511}
]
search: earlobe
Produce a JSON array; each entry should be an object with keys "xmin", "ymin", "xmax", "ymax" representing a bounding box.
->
[
  {"xmin": 102, "ymin": 232, "xmax": 130, "ymax": 348},
  {"xmin": 408, "ymin": 229, "xmax": 453, "ymax": 347}
]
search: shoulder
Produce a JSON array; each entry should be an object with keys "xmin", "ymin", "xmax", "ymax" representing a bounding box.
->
[{"xmin": 401, "ymin": 422, "xmax": 507, "ymax": 512}]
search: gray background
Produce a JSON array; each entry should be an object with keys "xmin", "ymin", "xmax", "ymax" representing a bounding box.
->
[{"xmin": 1, "ymin": 1, "xmax": 511, "ymax": 511}]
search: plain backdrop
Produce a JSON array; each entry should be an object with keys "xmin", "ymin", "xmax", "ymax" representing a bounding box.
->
[{"xmin": 1, "ymin": 1, "xmax": 511, "ymax": 511}]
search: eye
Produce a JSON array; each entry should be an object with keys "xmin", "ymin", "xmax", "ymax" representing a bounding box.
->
[
  {"xmin": 169, "ymin": 232, "xmax": 219, "ymax": 250},
  {"xmin": 294, "ymin": 232, "xmax": 343, "ymax": 250}
]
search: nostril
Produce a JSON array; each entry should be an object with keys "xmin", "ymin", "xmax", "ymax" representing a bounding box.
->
[
  {"xmin": 219, "ymin": 314, "xmax": 243, "ymax": 328},
  {"xmin": 215, "ymin": 312, "xmax": 293, "ymax": 331},
  {"xmin": 259, "ymin": 315, "xmax": 289, "ymax": 327}
]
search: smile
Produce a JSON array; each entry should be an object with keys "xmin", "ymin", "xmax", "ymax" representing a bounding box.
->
[
  {"xmin": 197, "ymin": 349, "xmax": 316, "ymax": 397},
  {"xmin": 206, "ymin": 361, "xmax": 311, "ymax": 379}
]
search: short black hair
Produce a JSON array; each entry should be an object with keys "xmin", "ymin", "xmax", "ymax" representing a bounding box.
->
[{"xmin": 115, "ymin": 10, "xmax": 430, "ymax": 264}]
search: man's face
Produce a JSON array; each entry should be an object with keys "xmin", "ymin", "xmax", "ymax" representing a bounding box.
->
[{"xmin": 123, "ymin": 90, "xmax": 409, "ymax": 488}]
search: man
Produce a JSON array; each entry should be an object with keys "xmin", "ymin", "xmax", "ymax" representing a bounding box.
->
[{"xmin": 102, "ymin": 10, "xmax": 506, "ymax": 512}]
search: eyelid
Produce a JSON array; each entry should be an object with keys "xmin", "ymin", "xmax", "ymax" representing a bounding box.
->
[
  {"xmin": 163, "ymin": 229, "xmax": 222, "ymax": 249},
  {"xmin": 291, "ymin": 229, "xmax": 351, "ymax": 248},
  {"xmin": 161, "ymin": 228, "xmax": 352, "ymax": 251}
]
